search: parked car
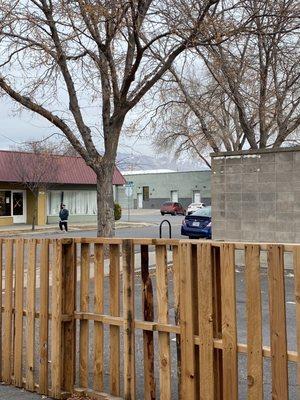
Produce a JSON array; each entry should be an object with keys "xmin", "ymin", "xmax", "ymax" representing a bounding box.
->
[
  {"xmin": 160, "ymin": 201, "xmax": 185, "ymax": 216},
  {"xmin": 186, "ymin": 202, "xmax": 205, "ymax": 215},
  {"xmin": 181, "ymin": 206, "xmax": 211, "ymax": 239}
]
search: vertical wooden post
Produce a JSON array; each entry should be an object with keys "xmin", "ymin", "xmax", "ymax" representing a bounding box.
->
[
  {"xmin": 0, "ymin": 239, "xmax": 2, "ymax": 382},
  {"xmin": 61, "ymin": 240, "xmax": 76, "ymax": 394},
  {"xmin": 110, "ymin": 244, "xmax": 121, "ymax": 396},
  {"xmin": 179, "ymin": 242, "xmax": 196, "ymax": 400},
  {"xmin": 51, "ymin": 240, "xmax": 63, "ymax": 398},
  {"xmin": 79, "ymin": 243, "xmax": 90, "ymax": 388},
  {"xmin": 26, "ymin": 239, "xmax": 36, "ymax": 391},
  {"xmin": 94, "ymin": 243, "xmax": 104, "ymax": 392},
  {"xmin": 3, "ymin": 239, "xmax": 13, "ymax": 384},
  {"xmin": 211, "ymin": 245, "xmax": 223, "ymax": 400},
  {"xmin": 123, "ymin": 239, "xmax": 136, "ymax": 400},
  {"xmin": 294, "ymin": 246, "xmax": 300, "ymax": 398},
  {"xmin": 172, "ymin": 244, "xmax": 181, "ymax": 397},
  {"xmin": 198, "ymin": 243, "xmax": 214, "ymax": 400},
  {"xmin": 245, "ymin": 244, "xmax": 263, "ymax": 400},
  {"xmin": 39, "ymin": 239, "xmax": 50, "ymax": 395},
  {"xmin": 267, "ymin": 245, "xmax": 288, "ymax": 400},
  {"xmin": 156, "ymin": 244, "xmax": 171, "ymax": 400},
  {"xmin": 141, "ymin": 244, "xmax": 155, "ymax": 400},
  {"xmin": 14, "ymin": 239, "xmax": 24, "ymax": 387},
  {"xmin": 220, "ymin": 243, "xmax": 238, "ymax": 400}
]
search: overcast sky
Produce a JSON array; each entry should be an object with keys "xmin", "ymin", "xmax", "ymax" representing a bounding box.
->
[{"xmin": 0, "ymin": 97, "xmax": 154, "ymax": 157}]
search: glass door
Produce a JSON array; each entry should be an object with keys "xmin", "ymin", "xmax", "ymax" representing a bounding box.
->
[{"xmin": 12, "ymin": 191, "xmax": 26, "ymax": 223}]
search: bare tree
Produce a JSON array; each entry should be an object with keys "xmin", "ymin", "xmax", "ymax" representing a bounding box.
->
[
  {"xmin": 149, "ymin": 0, "xmax": 300, "ymax": 164},
  {"xmin": 9, "ymin": 144, "xmax": 58, "ymax": 230},
  {"xmin": 0, "ymin": 0, "xmax": 245, "ymax": 236}
]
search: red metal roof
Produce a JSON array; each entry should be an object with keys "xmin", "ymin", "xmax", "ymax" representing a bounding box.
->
[{"xmin": 0, "ymin": 150, "xmax": 126, "ymax": 185}]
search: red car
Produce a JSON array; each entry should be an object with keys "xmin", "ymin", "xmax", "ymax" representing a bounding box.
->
[{"xmin": 160, "ymin": 201, "xmax": 185, "ymax": 216}]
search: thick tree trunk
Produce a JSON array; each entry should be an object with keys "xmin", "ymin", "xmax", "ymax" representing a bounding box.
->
[{"xmin": 96, "ymin": 166, "xmax": 115, "ymax": 237}]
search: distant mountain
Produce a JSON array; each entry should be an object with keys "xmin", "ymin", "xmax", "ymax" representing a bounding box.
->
[{"xmin": 116, "ymin": 151, "xmax": 208, "ymax": 172}]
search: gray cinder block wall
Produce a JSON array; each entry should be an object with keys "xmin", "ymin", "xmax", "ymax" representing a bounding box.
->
[{"xmin": 211, "ymin": 147, "xmax": 300, "ymax": 243}]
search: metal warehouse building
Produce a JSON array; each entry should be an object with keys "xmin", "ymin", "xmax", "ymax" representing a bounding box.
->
[{"xmin": 115, "ymin": 169, "xmax": 211, "ymax": 209}]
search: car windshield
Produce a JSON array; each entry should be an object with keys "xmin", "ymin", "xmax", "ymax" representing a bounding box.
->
[{"xmin": 191, "ymin": 206, "xmax": 211, "ymax": 217}]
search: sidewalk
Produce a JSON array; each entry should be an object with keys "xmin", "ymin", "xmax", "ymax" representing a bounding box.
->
[
  {"xmin": 0, "ymin": 384, "xmax": 51, "ymax": 399},
  {"xmin": 0, "ymin": 220, "xmax": 154, "ymax": 237}
]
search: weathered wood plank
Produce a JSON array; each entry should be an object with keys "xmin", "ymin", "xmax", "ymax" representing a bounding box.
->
[
  {"xmin": 220, "ymin": 243, "xmax": 238, "ymax": 400},
  {"xmin": 94, "ymin": 243, "xmax": 104, "ymax": 392},
  {"xmin": 179, "ymin": 242, "xmax": 196, "ymax": 400},
  {"xmin": 109, "ymin": 244, "xmax": 121, "ymax": 396},
  {"xmin": 123, "ymin": 239, "xmax": 136, "ymax": 400},
  {"xmin": 294, "ymin": 246, "xmax": 300, "ymax": 398},
  {"xmin": 3, "ymin": 240, "xmax": 14, "ymax": 384},
  {"xmin": 62, "ymin": 240, "xmax": 76, "ymax": 393},
  {"xmin": 0, "ymin": 239, "xmax": 2, "ymax": 382},
  {"xmin": 172, "ymin": 244, "xmax": 181, "ymax": 398},
  {"xmin": 267, "ymin": 245, "xmax": 288, "ymax": 400},
  {"xmin": 198, "ymin": 243, "xmax": 214, "ymax": 400},
  {"xmin": 80, "ymin": 243, "xmax": 90, "ymax": 388},
  {"xmin": 14, "ymin": 239, "xmax": 24, "ymax": 387},
  {"xmin": 156, "ymin": 244, "xmax": 171, "ymax": 400},
  {"xmin": 39, "ymin": 239, "xmax": 49, "ymax": 395},
  {"xmin": 141, "ymin": 244, "xmax": 155, "ymax": 400},
  {"xmin": 245, "ymin": 244, "xmax": 263, "ymax": 400},
  {"xmin": 51, "ymin": 240, "xmax": 63, "ymax": 398},
  {"xmin": 26, "ymin": 239, "xmax": 36, "ymax": 391}
]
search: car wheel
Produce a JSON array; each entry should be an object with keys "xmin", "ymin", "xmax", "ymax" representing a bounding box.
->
[{"xmin": 161, "ymin": 212, "xmax": 165, "ymax": 216}]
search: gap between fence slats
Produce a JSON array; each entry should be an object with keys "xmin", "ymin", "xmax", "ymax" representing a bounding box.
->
[
  {"xmin": 245, "ymin": 244, "xmax": 263, "ymax": 400},
  {"xmin": 267, "ymin": 245, "xmax": 289, "ymax": 400},
  {"xmin": 141, "ymin": 244, "xmax": 155, "ymax": 400}
]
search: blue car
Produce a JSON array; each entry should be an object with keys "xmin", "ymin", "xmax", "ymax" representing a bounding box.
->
[{"xmin": 181, "ymin": 206, "xmax": 212, "ymax": 239}]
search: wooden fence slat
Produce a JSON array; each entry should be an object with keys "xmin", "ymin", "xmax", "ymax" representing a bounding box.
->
[
  {"xmin": 51, "ymin": 240, "xmax": 63, "ymax": 398},
  {"xmin": 141, "ymin": 244, "xmax": 155, "ymax": 400},
  {"xmin": 267, "ymin": 245, "xmax": 288, "ymax": 400},
  {"xmin": 80, "ymin": 243, "xmax": 90, "ymax": 388},
  {"xmin": 198, "ymin": 243, "xmax": 214, "ymax": 400},
  {"xmin": 14, "ymin": 239, "xmax": 24, "ymax": 387},
  {"xmin": 110, "ymin": 244, "xmax": 121, "ymax": 396},
  {"xmin": 172, "ymin": 244, "xmax": 181, "ymax": 398},
  {"xmin": 294, "ymin": 246, "xmax": 300, "ymax": 397},
  {"xmin": 156, "ymin": 244, "xmax": 171, "ymax": 400},
  {"xmin": 39, "ymin": 239, "xmax": 49, "ymax": 395},
  {"xmin": 62, "ymin": 240, "xmax": 76, "ymax": 393},
  {"xmin": 26, "ymin": 239, "xmax": 36, "ymax": 391},
  {"xmin": 179, "ymin": 242, "xmax": 196, "ymax": 400},
  {"xmin": 123, "ymin": 239, "xmax": 136, "ymax": 400},
  {"xmin": 220, "ymin": 243, "xmax": 238, "ymax": 400},
  {"xmin": 0, "ymin": 239, "xmax": 2, "ymax": 382},
  {"xmin": 3, "ymin": 239, "xmax": 14, "ymax": 384},
  {"xmin": 245, "ymin": 245, "xmax": 263, "ymax": 400},
  {"xmin": 94, "ymin": 243, "xmax": 104, "ymax": 392}
]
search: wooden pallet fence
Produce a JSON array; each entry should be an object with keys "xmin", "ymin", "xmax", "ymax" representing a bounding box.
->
[{"xmin": 0, "ymin": 238, "xmax": 299, "ymax": 399}]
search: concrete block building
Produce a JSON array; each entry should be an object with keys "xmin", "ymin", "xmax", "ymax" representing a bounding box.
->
[
  {"xmin": 115, "ymin": 169, "xmax": 211, "ymax": 209},
  {"xmin": 211, "ymin": 146, "xmax": 300, "ymax": 242}
]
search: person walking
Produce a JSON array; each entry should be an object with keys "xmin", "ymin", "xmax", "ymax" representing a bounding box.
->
[{"xmin": 59, "ymin": 204, "xmax": 69, "ymax": 232}]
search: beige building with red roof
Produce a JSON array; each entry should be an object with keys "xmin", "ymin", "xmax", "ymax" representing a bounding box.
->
[{"xmin": 0, "ymin": 150, "xmax": 125, "ymax": 226}]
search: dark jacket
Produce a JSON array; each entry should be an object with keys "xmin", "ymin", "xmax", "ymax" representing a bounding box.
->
[{"xmin": 59, "ymin": 208, "xmax": 69, "ymax": 221}]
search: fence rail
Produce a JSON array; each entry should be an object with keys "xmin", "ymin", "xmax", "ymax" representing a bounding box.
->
[{"xmin": 0, "ymin": 237, "xmax": 299, "ymax": 399}]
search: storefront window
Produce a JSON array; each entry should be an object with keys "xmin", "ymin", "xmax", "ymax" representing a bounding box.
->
[
  {"xmin": 48, "ymin": 190, "xmax": 97, "ymax": 215},
  {"xmin": 0, "ymin": 191, "xmax": 11, "ymax": 216}
]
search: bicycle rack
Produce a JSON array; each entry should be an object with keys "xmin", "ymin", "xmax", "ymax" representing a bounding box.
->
[{"xmin": 159, "ymin": 220, "xmax": 172, "ymax": 251}]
